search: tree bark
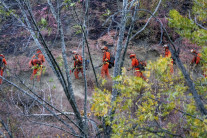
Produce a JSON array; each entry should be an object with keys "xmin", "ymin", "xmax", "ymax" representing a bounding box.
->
[
  {"xmin": 104, "ymin": 0, "xmax": 128, "ymax": 137},
  {"xmin": 48, "ymin": 0, "xmax": 85, "ymax": 134}
]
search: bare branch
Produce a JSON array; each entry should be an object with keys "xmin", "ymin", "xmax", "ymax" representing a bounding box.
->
[
  {"xmin": 47, "ymin": 0, "xmax": 85, "ymax": 134},
  {"xmin": 130, "ymin": 0, "xmax": 162, "ymax": 41},
  {"xmin": 82, "ymin": 0, "xmax": 89, "ymax": 136},
  {"xmin": 29, "ymin": 121, "xmax": 78, "ymax": 137},
  {"xmin": 188, "ymin": 10, "xmax": 207, "ymax": 30},
  {"xmin": 15, "ymin": 75, "xmax": 83, "ymax": 132},
  {"xmin": 194, "ymin": 16, "xmax": 207, "ymax": 30},
  {"xmin": 0, "ymin": 116, "xmax": 13, "ymax": 138},
  {"xmin": 72, "ymin": 5, "xmax": 99, "ymax": 87},
  {"xmin": 149, "ymin": 97, "xmax": 206, "ymax": 123},
  {"xmin": 126, "ymin": 124, "xmax": 182, "ymax": 137},
  {"xmin": 120, "ymin": 1, "xmax": 140, "ymax": 72},
  {"xmin": 26, "ymin": 112, "xmax": 75, "ymax": 117}
]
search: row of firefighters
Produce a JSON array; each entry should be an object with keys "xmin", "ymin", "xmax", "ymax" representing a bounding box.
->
[{"xmin": 0, "ymin": 45, "xmax": 206, "ymax": 84}]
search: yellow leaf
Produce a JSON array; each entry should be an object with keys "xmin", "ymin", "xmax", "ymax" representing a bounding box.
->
[
  {"xmin": 144, "ymin": 71, "xmax": 151, "ymax": 78},
  {"xmin": 194, "ymin": 119, "xmax": 200, "ymax": 126},
  {"xmin": 139, "ymin": 115, "xmax": 144, "ymax": 121},
  {"xmin": 191, "ymin": 132, "xmax": 199, "ymax": 137},
  {"xmin": 204, "ymin": 124, "xmax": 207, "ymax": 131},
  {"xmin": 142, "ymin": 108, "xmax": 146, "ymax": 112},
  {"xmin": 105, "ymin": 95, "xmax": 110, "ymax": 102},
  {"xmin": 204, "ymin": 119, "xmax": 207, "ymax": 124}
]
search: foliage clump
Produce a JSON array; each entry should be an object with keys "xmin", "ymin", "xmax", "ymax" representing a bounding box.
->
[
  {"xmin": 168, "ymin": 0, "xmax": 207, "ymax": 46},
  {"xmin": 91, "ymin": 57, "xmax": 207, "ymax": 137}
]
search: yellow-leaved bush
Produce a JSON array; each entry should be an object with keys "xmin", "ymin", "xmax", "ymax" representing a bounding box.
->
[{"xmin": 91, "ymin": 57, "xmax": 207, "ymax": 137}]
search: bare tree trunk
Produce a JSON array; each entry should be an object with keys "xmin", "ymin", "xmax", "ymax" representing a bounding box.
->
[
  {"xmin": 48, "ymin": 0, "xmax": 85, "ymax": 134},
  {"xmin": 82, "ymin": 0, "xmax": 89, "ymax": 137},
  {"xmin": 120, "ymin": 1, "xmax": 140, "ymax": 72},
  {"xmin": 104, "ymin": 0, "xmax": 128, "ymax": 137},
  {"xmin": 120, "ymin": 0, "xmax": 162, "ymax": 71},
  {"xmin": 111, "ymin": 0, "xmax": 128, "ymax": 100}
]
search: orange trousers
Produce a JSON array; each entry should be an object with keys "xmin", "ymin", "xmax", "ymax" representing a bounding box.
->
[
  {"xmin": 169, "ymin": 60, "xmax": 174, "ymax": 73},
  {"xmin": 134, "ymin": 70, "xmax": 146, "ymax": 81},
  {"xmin": 74, "ymin": 68, "xmax": 83, "ymax": 79},
  {"xmin": 0, "ymin": 69, "xmax": 4, "ymax": 84},
  {"xmin": 101, "ymin": 63, "xmax": 111, "ymax": 79},
  {"xmin": 30, "ymin": 66, "xmax": 42, "ymax": 82}
]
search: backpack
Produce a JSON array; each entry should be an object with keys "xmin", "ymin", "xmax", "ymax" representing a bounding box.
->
[
  {"xmin": 0, "ymin": 56, "xmax": 4, "ymax": 69},
  {"xmin": 31, "ymin": 53, "xmax": 41, "ymax": 65},
  {"xmin": 135, "ymin": 60, "xmax": 146, "ymax": 71},
  {"xmin": 104, "ymin": 51, "xmax": 115, "ymax": 69},
  {"xmin": 85, "ymin": 59, "xmax": 90, "ymax": 70},
  {"xmin": 108, "ymin": 56, "xmax": 115, "ymax": 69},
  {"xmin": 79, "ymin": 59, "xmax": 90, "ymax": 70}
]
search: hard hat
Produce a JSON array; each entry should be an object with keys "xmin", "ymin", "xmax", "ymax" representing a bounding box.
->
[
  {"xmin": 0, "ymin": 54, "xmax": 4, "ymax": 58},
  {"xmin": 163, "ymin": 44, "xmax": 168, "ymax": 48},
  {"xmin": 36, "ymin": 48, "xmax": 42, "ymax": 54},
  {"xmin": 36, "ymin": 48, "xmax": 41, "ymax": 52},
  {"xmin": 72, "ymin": 51, "xmax": 78, "ymax": 54},
  {"xmin": 130, "ymin": 54, "xmax": 136, "ymax": 58},
  {"xmin": 191, "ymin": 49, "xmax": 196, "ymax": 53},
  {"xmin": 101, "ymin": 46, "xmax": 108, "ymax": 51}
]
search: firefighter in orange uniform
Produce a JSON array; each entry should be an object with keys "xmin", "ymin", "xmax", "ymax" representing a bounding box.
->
[
  {"xmin": 127, "ymin": 54, "xmax": 146, "ymax": 81},
  {"xmin": 72, "ymin": 51, "xmax": 83, "ymax": 79},
  {"xmin": 101, "ymin": 46, "xmax": 111, "ymax": 79},
  {"xmin": 190, "ymin": 49, "xmax": 201, "ymax": 65},
  {"xmin": 190, "ymin": 49, "xmax": 206, "ymax": 77},
  {"xmin": 29, "ymin": 49, "xmax": 45, "ymax": 82},
  {"xmin": 0, "ymin": 54, "xmax": 7, "ymax": 85},
  {"xmin": 163, "ymin": 44, "xmax": 174, "ymax": 73}
]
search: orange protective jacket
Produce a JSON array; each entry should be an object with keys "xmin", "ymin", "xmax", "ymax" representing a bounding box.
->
[
  {"xmin": 74, "ymin": 55, "xmax": 83, "ymax": 67},
  {"xmin": 73, "ymin": 55, "xmax": 83, "ymax": 79},
  {"xmin": 0, "ymin": 56, "xmax": 7, "ymax": 69},
  {"xmin": 29, "ymin": 52, "xmax": 45, "ymax": 81},
  {"xmin": 191, "ymin": 52, "xmax": 201, "ymax": 65},
  {"xmin": 131, "ymin": 58, "xmax": 139, "ymax": 70},
  {"xmin": 164, "ymin": 48, "xmax": 171, "ymax": 58},
  {"xmin": 0, "ymin": 55, "xmax": 7, "ymax": 84},
  {"xmin": 101, "ymin": 51, "xmax": 111, "ymax": 79},
  {"xmin": 103, "ymin": 52, "xmax": 110, "ymax": 63},
  {"xmin": 165, "ymin": 48, "xmax": 174, "ymax": 73},
  {"xmin": 131, "ymin": 58, "xmax": 146, "ymax": 80},
  {"xmin": 29, "ymin": 52, "xmax": 45, "ymax": 67}
]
